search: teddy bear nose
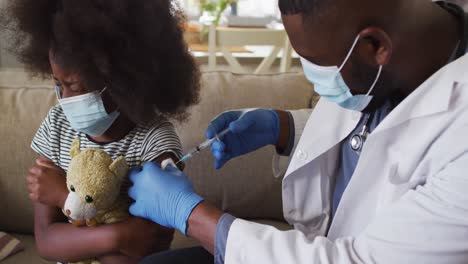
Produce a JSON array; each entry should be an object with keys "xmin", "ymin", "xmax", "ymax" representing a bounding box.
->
[{"xmin": 65, "ymin": 209, "xmax": 71, "ymax": 216}]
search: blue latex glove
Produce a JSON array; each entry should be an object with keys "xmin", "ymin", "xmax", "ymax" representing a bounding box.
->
[
  {"xmin": 128, "ymin": 162, "xmax": 204, "ymax": 235},
  {"xmin": 206, "ymin": 109, "xmax": 279, "ymax": 169}
]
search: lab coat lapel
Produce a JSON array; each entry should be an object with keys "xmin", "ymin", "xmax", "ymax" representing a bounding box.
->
[
  {"xmin": 285, "ymin": 61, "xmax": 454, "ymax": 179},
  {"xmin": 328, "ymin": 56, "xmax": 462, "ymax": 239},
  {"xmin": 285, "ymin": 99, "xmax": 361, "ymax": 179},
  {"xmin": 285, "ymin": 59, "xmax": 455, "ymax": 179}
]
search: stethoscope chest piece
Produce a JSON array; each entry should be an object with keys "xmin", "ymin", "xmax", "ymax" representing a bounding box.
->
[
  {"xmin": 350, "ymin": 113, "xmax": 372, "ymax": 154},
  {"xmin": 350, "ymin": 131, "xmax": 367, "ymax": 153}
]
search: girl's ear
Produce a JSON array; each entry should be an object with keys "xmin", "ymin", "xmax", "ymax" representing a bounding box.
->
[
  {"xmin": 70, "ymin": 138, "xmax": 81, "ymax": 158},
  {"xmin": 109, "ymin": 156, "xmax": 128, "ymax": 181}
]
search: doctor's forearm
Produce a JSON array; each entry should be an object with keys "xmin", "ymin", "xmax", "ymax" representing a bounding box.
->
[{"xmin": 187, "ymin": 201, "xmax": 223, "ymax": 254}]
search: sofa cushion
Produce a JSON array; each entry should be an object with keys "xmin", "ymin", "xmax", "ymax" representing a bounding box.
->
[
  {"xmin": 0, "ymin": 232, "xmax": 25, "ymax": 261},
  {"xmin": 0, "ymin": 71, "xmax": 56, "ymax": 234},
  {"xmin": 0, "ymin": 70, "xmax": 316, "ymax": 234}
]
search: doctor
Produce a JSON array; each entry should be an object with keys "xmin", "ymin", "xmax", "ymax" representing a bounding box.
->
[{"xmin": 130, "ymin": 0, "xmax": 468, "ymax": 263}]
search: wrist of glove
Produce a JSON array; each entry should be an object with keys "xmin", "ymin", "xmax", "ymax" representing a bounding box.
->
[
  {"xmin": 129, "ymin": 162, "xmax": 204, "ymax": 236},
  {"xmin": 173, "ymin": 189, "xmax": 204, "ymax": 235},
  {"xmin": 263, "ymin": 109, "xmax": 280, "ymax": 145}
]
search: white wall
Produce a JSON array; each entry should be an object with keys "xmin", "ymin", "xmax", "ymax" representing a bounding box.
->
[{"xmin": 0, "ymin": 0, "xmax": 22, "ymax": 69}]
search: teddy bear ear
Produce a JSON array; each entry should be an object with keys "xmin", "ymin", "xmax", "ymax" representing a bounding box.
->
[
  {"xmin": 70, "ymin": 139, "xmax": 81, "ymax": 158},
  {"xmin": 109, "ymin": 156, "xmax": 129, "ymax": 181}
]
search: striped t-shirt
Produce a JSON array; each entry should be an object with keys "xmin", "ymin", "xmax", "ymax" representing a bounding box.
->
[{"xmin": 31, "ymin": 105, "xmax": 183, "ymax": 172}]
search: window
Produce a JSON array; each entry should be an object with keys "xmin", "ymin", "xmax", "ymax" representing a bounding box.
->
[{"xmin": 236, "ymin": 0, "xmax": 279, "ymax": 18}]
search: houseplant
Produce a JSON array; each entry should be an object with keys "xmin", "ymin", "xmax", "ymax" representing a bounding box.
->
[{"xmin": 200, "ymin": 0, "xmax": 238, "ymax": 25}]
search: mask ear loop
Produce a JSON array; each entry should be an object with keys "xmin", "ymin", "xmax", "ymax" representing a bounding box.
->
[
  {"xmin": 98, "ymin": 86, "xmax": 121, "ymax": 114},
  {"xmin": 99, "ymin": 86, "xmax": 107, "ymax": 95},
  {"xmin": 55, "ymin": 85, "xmax": 62, "ymax": 100},
  {"xmin": 366, "ymin": 65, "xmax": 383, "ymax": 96},
  {"xmin": 337, "ymin": 34, "xmax": 361, "ymax": 73},
  {"xmin": 337, "ymin": 32, "xmax": 383, "ymax": 97}
]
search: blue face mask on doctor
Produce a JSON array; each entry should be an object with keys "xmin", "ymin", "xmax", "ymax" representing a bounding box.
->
[
  {"xmin": 55, "ymin": 86, "xmax": 120, "ymax": 137},
  {"xmin": 300, "ymin": 34, "xmax": 383, "ymax": 112}
]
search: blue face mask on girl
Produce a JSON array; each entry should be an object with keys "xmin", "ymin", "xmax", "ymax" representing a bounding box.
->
[
  {"xmin": 300, "ymin": 34, "xmax": 383, "ymax": 112},
  {"xmin": 55, "ymin": 86, "xmax": 120, "ymax": 137}
]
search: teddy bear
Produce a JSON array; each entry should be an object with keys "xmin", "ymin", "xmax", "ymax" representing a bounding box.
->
[{"xmin": 63, "ymin": 138, "xmax": 131, "ymax": 264}]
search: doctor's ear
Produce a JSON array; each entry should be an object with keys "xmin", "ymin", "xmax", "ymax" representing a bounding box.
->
[{"xmin": 357, "ymin": 27, "xmax": 393, "ymax": 66}]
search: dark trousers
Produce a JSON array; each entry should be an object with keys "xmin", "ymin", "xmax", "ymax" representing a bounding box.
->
[{"xmin": 141, "ymin": 246, "xmax": 214, "ymax": 264}]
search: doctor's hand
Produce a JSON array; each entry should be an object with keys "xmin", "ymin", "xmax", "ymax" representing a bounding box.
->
[
  {"xmin": 128, "ymin": 162, "xmax": 204, "ymax": 236},
  {"xmin": 207, "ymin": 109, "xmax": 284, "ymax": 169}
]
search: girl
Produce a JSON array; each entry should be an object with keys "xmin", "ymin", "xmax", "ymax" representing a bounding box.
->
[{"xmin": 2, "ymin": 0, "xmax": 200, "ymax": 263}]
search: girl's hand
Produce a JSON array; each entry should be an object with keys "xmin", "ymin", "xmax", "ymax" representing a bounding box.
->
[
  {"xmin": 116, "ymin": 217, "xmax": 174, "ymax": 258},
  {"xmin": 26, "ymin": 157, "xmax": 68, "ymax": 208}
]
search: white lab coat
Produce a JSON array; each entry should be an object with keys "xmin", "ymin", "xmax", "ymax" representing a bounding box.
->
[{"xmin": 225, "ymin": 54, "xmax": 468, "ymax": 264}]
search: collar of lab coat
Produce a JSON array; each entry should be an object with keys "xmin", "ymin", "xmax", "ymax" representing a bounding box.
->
[{"xmin": 373, "ymin": 54, "xmax": 468, "ymax": 135}]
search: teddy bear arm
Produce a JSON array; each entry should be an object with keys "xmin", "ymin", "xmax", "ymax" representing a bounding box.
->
[
  {"xmin": 97, "ymin": 199, "xmax": 130, "ymax": 225},
  {"xmin": 86, "ymin": 218, "xmax": 100, "ymax": 227}
]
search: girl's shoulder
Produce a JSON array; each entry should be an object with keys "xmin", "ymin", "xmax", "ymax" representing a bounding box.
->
[
  {"xmin": 132, "ymin": 117, "xmax": 177, "ymax": 138},
  {"xmin": 130, "ymin": 118, "xmax": 183, "ymax": 163},
  {"xmin": 42, "ymin": 105, "xmax": 75, "ymax": 139},
  {"xmin": 44, "ymin": 104, "xmax": 69, "ymax": 126}
]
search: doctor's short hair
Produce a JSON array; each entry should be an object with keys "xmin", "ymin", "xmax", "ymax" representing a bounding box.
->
[{"xmin": 1, "ymin": 0, "xmax": 200, "ymax": 124}]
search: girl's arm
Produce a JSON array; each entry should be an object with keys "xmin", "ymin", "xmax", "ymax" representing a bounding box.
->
[
  {"xmin": 30, "ymin": 157, "xmax": 172, "ymax": 263},
  {"xmin": 34, "ymin": 203, "xmax": 172, "ymax": 262},
  {"xmin": 28, "ymin": 158, "xmax": 119, "ymax": 261},
  {"xmin": 34, "ymin": 202, "xmax": 118, "ymax": 262}
]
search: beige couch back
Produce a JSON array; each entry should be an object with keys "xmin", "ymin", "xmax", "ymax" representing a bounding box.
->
[{"xmin": 0, "ymin": 70, "xmax": 317, "ymax": 234}]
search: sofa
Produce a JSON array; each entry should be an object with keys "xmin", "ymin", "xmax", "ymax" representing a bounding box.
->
[{"xmin": 0, "ymin": 69, "xmax": 317, "ymax": 263}]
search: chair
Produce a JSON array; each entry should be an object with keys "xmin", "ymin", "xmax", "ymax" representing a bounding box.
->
[{"xmin": 208, "ymin": 24, "xmax": 293, "ymax": 74}]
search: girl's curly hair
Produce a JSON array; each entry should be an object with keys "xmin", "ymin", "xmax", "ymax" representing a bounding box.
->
[{"xmin": 1, "ymin": 0, "xmax": 200, "ymax": 123}]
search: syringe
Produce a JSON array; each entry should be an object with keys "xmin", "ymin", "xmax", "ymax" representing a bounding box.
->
[{"xmin": 176, "ymin": 128, "xmax": 230, "ymax": 165}]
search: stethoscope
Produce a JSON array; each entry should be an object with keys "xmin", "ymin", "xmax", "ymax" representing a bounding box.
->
[{"xmin": 350, "ymin": 113, "xmax": 373, "ymax": 153}]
